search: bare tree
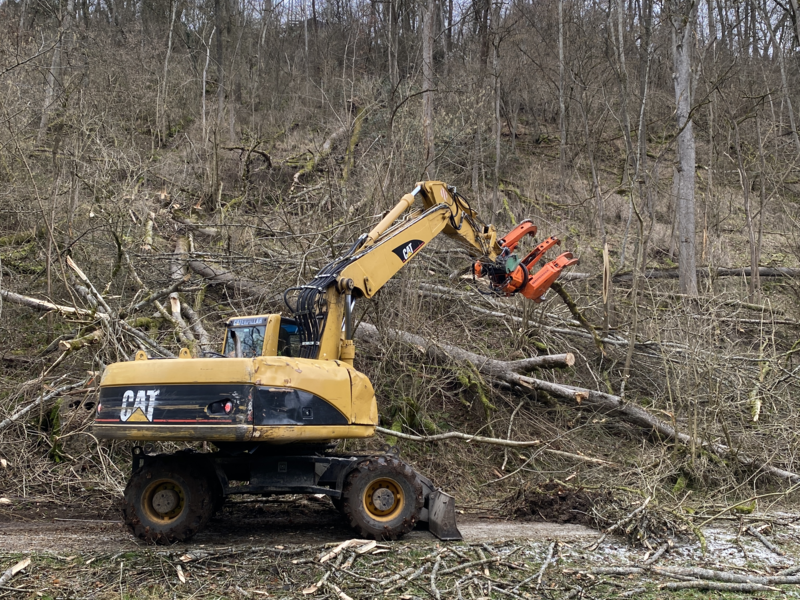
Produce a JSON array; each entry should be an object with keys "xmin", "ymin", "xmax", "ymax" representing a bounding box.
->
[
  {"xmin": 423, "ymin": 0, "xmax": 436, "ymax": 178},
  {"xmin": 669, "ymin": 0, "xmax": 699, "ymax": 295}
]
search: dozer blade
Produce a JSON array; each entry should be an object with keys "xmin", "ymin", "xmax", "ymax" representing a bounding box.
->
[{"xmin": 427, "ymin": 490, "xmax": 463, "ymax": 541}]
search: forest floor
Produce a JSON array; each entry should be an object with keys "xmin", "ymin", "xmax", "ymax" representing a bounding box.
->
[{"xmin": 1, "ymin": 496, "xmax": 800, "ymax": 599}]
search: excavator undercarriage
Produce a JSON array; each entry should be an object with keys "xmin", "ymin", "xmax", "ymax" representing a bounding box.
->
[{"xmin": 94, "ymin": 181, "xmax": 576, "ymax": 544}]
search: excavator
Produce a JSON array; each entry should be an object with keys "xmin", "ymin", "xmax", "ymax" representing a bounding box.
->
[{"xmin": 93, "ymin": 181, "xmax": 577, "ymax": 544}]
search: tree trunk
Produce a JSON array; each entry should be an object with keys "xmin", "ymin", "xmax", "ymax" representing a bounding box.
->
[
  {"xmin": 670, "ymin": 0, "xmax": 698, "ymax": 296},
  {"xmin": 558, "ymin": 0, "xmax": 567, "ymax": 184},
  {"xmin": 422, "ymin": 0, "xmax": 436, "ymax": 178},
  {"xmin": 37, "ymin": 0, "xmax": 74, "ymax": 146}
]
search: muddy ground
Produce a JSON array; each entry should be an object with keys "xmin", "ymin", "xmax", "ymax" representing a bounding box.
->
[{"xmin": 2, "ymin": 496, "xmax": 800, "ymax": 599}]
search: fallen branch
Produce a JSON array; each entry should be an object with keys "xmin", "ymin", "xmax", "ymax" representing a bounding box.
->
[
  {"xmin": 0, "ymin": 558, "xmax": 31, "ymax": 586},
  {"xmin": 291, "ymin": 124, "xmax": 348, "ymax": 188},
  {"xmin": 188, "ymin": 260, "xmax": 282, "ymax": 303},
  {"xmin": 747, "ymin": 525, "xmax": 785, "ymax": 556},
  {"xmin": 661, "ymin": 581, "xmax": 778, "ymax": 592},
  {"xmin": 375, "ymin": 427, "xmax": 540, "ymax": 448},
  {"xmin": 0, "ymin": 378, "xmax": 89, "ymax": 432},
  {"xmin": 0, "ymin": 289, "xmax": 96, "ymax": 318}
]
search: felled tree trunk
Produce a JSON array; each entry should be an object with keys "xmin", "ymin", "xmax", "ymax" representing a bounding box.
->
[{"xmin": 357, "ymin": 322, "xmax": 800, "ymax": 483}]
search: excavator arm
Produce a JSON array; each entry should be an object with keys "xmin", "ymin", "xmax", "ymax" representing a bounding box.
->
[{"xmin": 283, "ymin": 181, "xmax": 576, "ymax": 364}]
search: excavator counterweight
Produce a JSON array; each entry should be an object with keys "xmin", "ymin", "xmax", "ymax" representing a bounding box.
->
[{"xmin": 93, "ymin": 182, "xmax": 576, "ymax": 544}]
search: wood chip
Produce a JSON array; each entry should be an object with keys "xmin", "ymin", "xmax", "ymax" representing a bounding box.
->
[
  {"xmin": 0, "ymin": 498, "xmax": 11, "ymax": 505},
  {"xmin": 176, "ymin": 564, "xmax": 186, "ymax": 584},
  {"xmin": 0, "ymin": 557, "xmax": 31, "ymax": 586},
  {"xmin": 0, "ymin": 458, "xmax": 7, "ymax": 469}
]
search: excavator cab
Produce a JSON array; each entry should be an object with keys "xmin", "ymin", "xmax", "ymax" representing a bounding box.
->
[{"xmin": 222, "ymin": 315, "xmax": 302, "ymax": 358}]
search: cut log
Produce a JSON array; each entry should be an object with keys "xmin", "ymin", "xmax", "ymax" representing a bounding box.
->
[
  {"xmin": 58, "ymin": 329, "xmax": 103, "ymax": 351},
  {"xmin": 188, "ymin": 260, "xmax": 282, "ymax": 304}
]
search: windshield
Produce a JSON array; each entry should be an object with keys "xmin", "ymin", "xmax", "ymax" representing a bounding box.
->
[{"xmin": 225, "ymin": 325, "xmax": 265, "ymax": 358}]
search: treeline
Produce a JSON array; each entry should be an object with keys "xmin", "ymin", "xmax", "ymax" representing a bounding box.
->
[{"xmin": 1, "ymin": 0, "xmax": 799, "ymax": 298}]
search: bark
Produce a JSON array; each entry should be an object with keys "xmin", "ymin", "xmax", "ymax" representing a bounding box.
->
[{"xmin": 670, "ymin": 0, "xmax": 698, "ymax": 295}]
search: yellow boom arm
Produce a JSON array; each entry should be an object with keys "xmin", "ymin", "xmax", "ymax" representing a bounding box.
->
[{"xmin": 284, "ymin": 181, "xmax": 574, "ymax": 365}]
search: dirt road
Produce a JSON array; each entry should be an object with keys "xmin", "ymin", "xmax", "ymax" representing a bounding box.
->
[{"xmin": 0, "ymin": 496, "xmax": 599, "ymax": 552}]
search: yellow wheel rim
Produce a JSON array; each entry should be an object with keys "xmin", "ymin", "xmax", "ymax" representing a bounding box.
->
[
  {"xmin": 363, "ymin": 478, "xmax": 404, "ymax": 522},
  {"xmin": 142, "ymin": 479, "xmax": 186, "ymax": 523}
]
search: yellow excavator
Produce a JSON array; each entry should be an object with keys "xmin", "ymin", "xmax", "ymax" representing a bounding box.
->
[{"xmin": 93, "ymin": 181, "xmax": 576, "ymax": 543}]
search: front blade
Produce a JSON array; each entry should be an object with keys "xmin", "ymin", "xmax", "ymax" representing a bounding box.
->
[{"xmin": 427, "ymin": 489, "xmax": 463, "ymax": 541}]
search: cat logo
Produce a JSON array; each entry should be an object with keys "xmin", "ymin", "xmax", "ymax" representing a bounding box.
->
[
  {"xmin": 391, "ymin": 239, "xmax": 424, "ymax": 263},
  {"xmin": 120, "ymin": 389, "xmax": 159, "ymax": 422}
]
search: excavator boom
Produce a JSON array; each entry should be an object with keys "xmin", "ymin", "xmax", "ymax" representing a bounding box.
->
[{"xmin": 285, "ymin": 181, "xmax": 577, "ymax": 364}]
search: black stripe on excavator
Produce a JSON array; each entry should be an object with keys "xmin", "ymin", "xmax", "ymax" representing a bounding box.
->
[
  {"xmin": 95, "ymin": 384, "xmax": 253, "ymax": 424},
  {"xmin": 95, "ymin": 384, "xmax": 349, "ymax": 427},
  {"xmin": 255, "ymin": 387, "xmax": 348, "ymax": 426}
]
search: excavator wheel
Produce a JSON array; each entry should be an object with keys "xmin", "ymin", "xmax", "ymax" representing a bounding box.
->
[
  {"xmin": 341, "ymin": 456, "xmax": 424, "ymax": 540},
  {"xmin": 122, "ymin": 457, "xmax": 216, "ymax": 544}
]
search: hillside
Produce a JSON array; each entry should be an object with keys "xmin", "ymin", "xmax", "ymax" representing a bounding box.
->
[{"xmin": 2, "ymin": 0, "xmax": 800, "ymax": 535}]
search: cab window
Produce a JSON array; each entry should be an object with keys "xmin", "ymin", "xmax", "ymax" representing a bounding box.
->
[
  {"xmin": 225, "ymin": 325, "xmax": 265, "ymax": 358},
  {"xmin": 277, "ymin": 321, "xmax": 301, "ymax": 357}
]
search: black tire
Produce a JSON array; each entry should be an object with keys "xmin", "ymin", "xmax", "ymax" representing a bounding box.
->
[
  {"xmin": 122, "ymin": 457, "xmax": 215, "ymax": 544},
  {"xmin": 341, "ymin": 456, "xmax": 424, "ymax": 540}
]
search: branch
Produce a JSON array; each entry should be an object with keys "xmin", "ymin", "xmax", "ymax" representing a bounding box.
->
[
  {"xmin": 376, "ymin": 426, "xmax": 541, "ymax": 447},
  {"xmin": 0, "ymin": 378, "xmax": 90, "ymax": 432}
]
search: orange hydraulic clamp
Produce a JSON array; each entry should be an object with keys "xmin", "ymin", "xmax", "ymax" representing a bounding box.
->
[{"xmin": 473, "ymin": 220, "xmax": 578, "ymax": 302}]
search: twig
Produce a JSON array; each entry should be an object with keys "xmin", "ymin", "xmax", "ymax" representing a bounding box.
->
[
  {"xmin": 642, "ymin": 541, "xmax": 670, "ymax": 566},
  {"xmin": 747, "ymin": 525, "xmax": 785, "ymax": 556},
  {"xmin": 430, "ymin": 555, "xmax": 442, "ymax": 600},
  {"xmin": 535, "ymin": 541, "xmax": 556, "ymax": 589},
  {"xmin": 586, "ymin": 497, "xmax": 651, "ymax": 551},
  {"xmin": 375, "ymin": 426, "xmax": 540, "ymax": 447}
]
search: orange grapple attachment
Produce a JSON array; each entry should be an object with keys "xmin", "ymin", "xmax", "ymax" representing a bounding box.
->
[
  {"xmin": 521, "ymin": 253, "xmax": 579, "ymax": 302},
  {"xmin": 500, "ymin": 265, "xmax": 529, "ymax": 295},
  {"xmin": 497, "ymin": 220, "xmax": 537, "ymax": 253}
]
